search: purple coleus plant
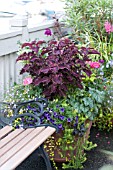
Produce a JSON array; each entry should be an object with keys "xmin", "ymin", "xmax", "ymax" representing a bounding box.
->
[{"xmin": 16, "ymin": 37, "xmax": 100, "ymax": 99}]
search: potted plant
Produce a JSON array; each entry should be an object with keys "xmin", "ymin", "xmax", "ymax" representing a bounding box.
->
[
  {"xmin": 64, "ymin": 0, "xmax": 113, "ymax": 133},
  {"xmin": 2, "ymin": 31, "xmax": 106, "ymax": 169}
]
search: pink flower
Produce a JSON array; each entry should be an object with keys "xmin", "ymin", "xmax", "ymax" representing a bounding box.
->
[
  {"xmin": 23, "ymin": 77, "xmax": 33, "ymax": 85},
  {"xmin": 104, "ymin": 21, "xmax": 112, "ymax": 34},
  {"xmin": 86, "ymin": 61, "xmax": 92, "ymax": 65},
  {"xmin": 90, "ymin": 62, "xmax": 100, "ymax": 68},
  {"xmin": 44, "ymin": 28, "xmax": 52, "ymax": 36}
]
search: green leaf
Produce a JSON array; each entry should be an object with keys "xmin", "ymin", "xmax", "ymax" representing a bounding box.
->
[
  {"xmin": 89, "ymin": 100, "xmax": 94, "ymax": 108},
  {"xmin": 87, "ymin": 111, "xmax": 92, "ymax": 118}
]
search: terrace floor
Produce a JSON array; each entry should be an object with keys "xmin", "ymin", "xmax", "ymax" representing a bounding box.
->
[{"xmin": 16, "ymin": 127, "xmax": 113, "ymax": 170}]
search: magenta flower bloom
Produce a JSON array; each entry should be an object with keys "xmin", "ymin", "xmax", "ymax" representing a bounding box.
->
[
  {"xmin": 90, "ymin": 62, "xmax": 100, "ymax": 68},
  {"xmin": 104, "ymin": 21, "xmax": 113, "ymax": 34},
  {"xmin": 44, "ymin": 28, "xmax": 52, "ymax": 36},
  {"xmin": 99, "ymin": 59, "xmax": 104, "ymax": 64},
  {"xmin": 23, "ymin": 77, "xmax": 33, "ymax": 85}
]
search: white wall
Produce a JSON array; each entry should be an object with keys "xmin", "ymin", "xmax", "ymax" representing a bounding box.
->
[{"xmin": 0, "ymin": 17, "xmax": 55, "ymax": 99}]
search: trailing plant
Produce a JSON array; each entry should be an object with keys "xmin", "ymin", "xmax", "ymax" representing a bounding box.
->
[
  {"xmin": 42, "ymin": 98, "xmax": 97, "ymax": 169},
  {"xmin": 2, "ymin": 86, "xmax": 97, "ymax": 170}
]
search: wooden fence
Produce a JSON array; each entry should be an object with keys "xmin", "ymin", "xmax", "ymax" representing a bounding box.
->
[{"xmin": 0, "ymin": 16, "xmax": 55, "ymax": 99}]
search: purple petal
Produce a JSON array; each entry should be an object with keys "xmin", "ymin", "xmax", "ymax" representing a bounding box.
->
[
  {"xmin": 44, "ymin": 28, "xmax": 52, "ymax": 36},
  {"xmin": 60, "ymin": 108, "xmax": 65, "ymax": 112}
]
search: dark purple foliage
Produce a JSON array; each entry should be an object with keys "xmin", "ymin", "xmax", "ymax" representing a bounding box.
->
[{"xmin": 16, "ymin": 38, "xmax": 100, "ymax": 99}]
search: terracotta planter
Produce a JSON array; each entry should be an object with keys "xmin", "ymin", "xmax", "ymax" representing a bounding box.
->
[{"xmin": 45, "ymin": 120, "xmax": 92, "ymax": 163}]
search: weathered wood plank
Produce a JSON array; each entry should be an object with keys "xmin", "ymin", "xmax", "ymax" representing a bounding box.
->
[
  {"xmin": 0, "ymin": 128, "xmax": 33, "ymax": 157},
  {"xmin": 0, "ymin": 126, "xmax": 13, "ymax": 139},
  {"xmin": 0, "ymin": 126, "xmax": 56, "ymax": 170},
  {"xmin": 0, "ymin": 127, "xmax": 45, "ymax": 166},
  {"xmin": 0, "ymin": 128, "xmax": 24, "ymax": 148}
]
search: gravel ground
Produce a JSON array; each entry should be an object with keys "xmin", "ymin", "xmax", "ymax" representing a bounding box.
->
[{"xmin": 16, "ymin": 127, "xmax": 113, "ymax": 170}]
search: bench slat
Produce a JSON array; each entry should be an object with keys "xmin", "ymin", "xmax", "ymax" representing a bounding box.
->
[
  {"xmin": 0, "ymin": 126, "xmax": 56, "ymax": 170},
  {"xmin": 0, "ymin": 127, "xmax": 45, "ymax": 166},
  {"xmin": 0, "ymin": 128, "xmax": 34, "ymax": 157},
  {"xmin": 0, "ymin": 126, "xmax": 13, "ymax": 139},
  {"xmin": 0, "ymin": 128, "xmax": 24, "ymax": 148}
]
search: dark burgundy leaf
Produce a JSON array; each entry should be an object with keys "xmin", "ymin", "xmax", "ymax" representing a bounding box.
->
[
  {"xmin": 22, "ymin": 42, "xmax": 32, "ymax": 48},
  {"xmin": 16, "ymin": 37, "xmax": 99, "ymax": 99}
]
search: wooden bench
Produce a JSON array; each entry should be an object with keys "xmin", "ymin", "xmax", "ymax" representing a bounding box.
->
[{"xmin": 0, "ymin": 98, "xmax": 57, "ymax": 170}]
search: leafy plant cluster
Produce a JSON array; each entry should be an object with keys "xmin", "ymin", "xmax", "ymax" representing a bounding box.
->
[
  {"xmin": 2, "ymin": 22, "xmax": 110, "ymax": 169},
  {"xmin": 16, "ymin": 38, "xmax": 100, "ymax": 99},
  {"xmin": 41, "ymin": 98, "xmax": 87, "ymax": 136},
  {"xmin": 67, "ymin": 87, "xmax": 106, "ymax": 121},
  {"xmin": 2, "ymin": 86, "xmax": 96, "ymax": 169},
  {"xmin": 63, "ymin": 0, "xmax": 113, "ymax": 133},
  {"xmin": 64, "ymin": 0, "xmax": 113, "ymax": 40},
  {"xmin": 64, "ymin": 0, "xmax": 113, "ymax": 62},
  {"xmin": 43, "ymin": 106, "xmax": 96, "ymax": 170}
]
